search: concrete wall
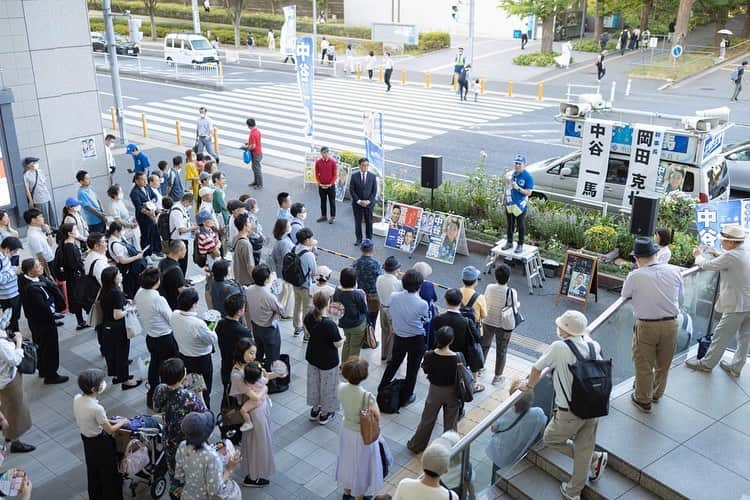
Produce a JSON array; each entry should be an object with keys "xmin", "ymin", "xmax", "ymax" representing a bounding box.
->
[
  {"xmin": 0, "ymin": 0, "xmax": 107, "ymax": 223},
  {"xmin": 344, "ymin": 0, "xmax": 527, "ymax": 40}
]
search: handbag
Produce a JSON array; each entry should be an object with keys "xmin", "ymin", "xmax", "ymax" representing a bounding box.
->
[
  {"xmin": 124, "ymin": 310, "xmax": 142, "ymax": 339},
  {"xmin": 455, "ymin": 352, "xmax": 475, "ymax": 403},
  {"xmin": 500, "ymin": 288, "xmax": 523, "ymax": 330},
  {"xmin": 359, "ymin": 391, "xmax": 380, "ymax": 445},
  {"xmin": 362, "ymin": 323, "xmax": 378, "ymax": 349},
  {"xmin": 119, "ymin": 439, "xmax": 150, "ymax": 476},
  {"xmin": 17, "ymin": 337, "xmax": 37, "ymax": 375},
  {"xmin": 220, "ymin": 385, "xmax": 246, "ymax": 428},
  {"xmin": 242, "ymin": 149, "xmax": 252, "ymax": 164},
  {"xmin": 87, "ymin": 291, "xmax": 104, "ymax": 328}
]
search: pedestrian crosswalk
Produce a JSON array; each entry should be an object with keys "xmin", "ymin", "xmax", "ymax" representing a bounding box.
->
[{"xmin": 102, "ymin": 78, "xmax": 557, "ymax": 166}]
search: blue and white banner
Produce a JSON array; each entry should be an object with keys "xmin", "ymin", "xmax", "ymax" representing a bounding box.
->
[
  {"xmin": 281, "ymin": 5, "xmax": 296, "ymax": 56},
  {"xmin": 295, "ymin": 36, "xmax": 314, "ymax": 137},
  {"xmin": 695, "ymin": 200, "xmax": 741, "ymax": 249},
  {"xmin": 363, "ymin": 111, "xmax": 384, "ymax": 148}
]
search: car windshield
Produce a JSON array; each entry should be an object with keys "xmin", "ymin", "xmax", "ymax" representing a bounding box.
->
[{"xmin": 190, "ymin": 39, "xmax": 212, "ymax": 50}]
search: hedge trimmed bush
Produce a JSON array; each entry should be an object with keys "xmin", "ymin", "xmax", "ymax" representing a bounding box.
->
[
  {"xmin": 513, "ymin": 51, "xmax": 561, "ymax": 66},
  {"xmin": 416, "ymin": 32, "xmax": 450, "ymax": 51},
  {"xmin": 572, "ymin": 38, "xmax": 617, "ymax": 52}
]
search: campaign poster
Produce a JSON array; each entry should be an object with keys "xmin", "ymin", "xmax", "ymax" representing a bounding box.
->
[
  {"xmin": 384, "ymin": 201, "xmax": 422, "ymax": 253},
  {"xmin": 335, "ymin": 164, "xmax": 350, "ymax": 202},
  {"xmin": 425, "ymin": 211, "xmax": 464, "ymax": 264},
  {"xmin": 81, "ymin": 137, "xmax": 96, "ymax": 159},
  {"xmin": 419, "ymin": 211, "xmax": 435, "ymax": 236},
  {"xmin": 695, "ymin": 200, "xmax": 742, "ymax": 249},
  {"xmin": 567, "ymin": 271, "xmax": 590, "ymax": 299},
  {"xmin": 303, "ymin": 152, "xmax": 317, "ymax": 184}
]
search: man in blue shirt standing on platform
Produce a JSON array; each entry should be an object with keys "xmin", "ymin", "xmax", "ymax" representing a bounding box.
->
[
  {"xmin": 126, "ymin": 143, "xmax": 151, "ymax": 176},
  {"xmin": 502, "ymin": 154, "xmax": 534, "ymax": 254}
]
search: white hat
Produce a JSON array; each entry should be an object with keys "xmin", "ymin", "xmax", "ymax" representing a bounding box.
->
[
  {"xmin": 554, "ymin": 310, "xmax": 589, "ymax": 337},
  {"xmin": 719, "ymin": 224, "xmax": 746, "ymax": 242}
]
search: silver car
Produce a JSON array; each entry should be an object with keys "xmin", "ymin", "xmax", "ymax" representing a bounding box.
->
[{"xmin": 723, "ymin": 140, "xmax": 750, "ymax": 192}]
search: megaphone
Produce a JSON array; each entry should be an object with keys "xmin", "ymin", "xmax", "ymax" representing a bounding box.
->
[{"xmin": 559, "ymin": 102, "xmax": 592, "ymax": 117}]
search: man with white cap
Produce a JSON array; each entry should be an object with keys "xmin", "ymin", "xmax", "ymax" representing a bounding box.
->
[
  {"xmin": 501, "ymin": 154, "xmax": 534, "ymax": 254},
  {"xmin": 686, "ymin": 224, "xmax": 750, "ymax": 377},
  {"xmin": 621, "ymin": 237, "xmax": 683, "ymax": 413},
  {"xmin": 393, "ymin": 431, "xmax": 459, "ymax": 500},
  {"xmin": 517, "ymin": 310, "xmax": 608, "ymax": 500}
]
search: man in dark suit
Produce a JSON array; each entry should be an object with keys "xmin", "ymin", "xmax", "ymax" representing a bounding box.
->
[
  {"xmin": 130, "ymin": 172, "xmax": 161, "ymax": 258},
  {"xmin": 349, "ymin": 157, "xmax": 377, "ymax": 246}
]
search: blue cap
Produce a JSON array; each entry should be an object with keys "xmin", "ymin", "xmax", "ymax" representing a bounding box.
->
[
  {"xmin": 514, "ymin": 154, "xmax": 526, "ymax": 164},
  {"xmin": 195, "ymin": 211, "xmax": 212, "ymax": 225},
  {"xmin": 462, "ymin": 265, "xmax": 481, "ymax": 282},
  {"xmin": 360, "ymin": 239, "xmax": 374, "ymax": 251},
  {"xmin": 65, "ymin": 197, "xmax": 81, "ymax": 208},
  {"xmin": 125, "ymin": 143, "xmax": 138, "ymax": 154}
]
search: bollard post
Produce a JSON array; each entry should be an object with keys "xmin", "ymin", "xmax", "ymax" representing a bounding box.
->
[
  {"xmin": 141, "ymin": 113, "xmax": 148, "ymax": 137},
  {"xmin": 452, "ymin": 73, "xmax": 458, "ymax": 92},
  {"xmin": 213, "ymin": 127, "xmax": 219, "ymax": 155},
  {"xmin": 378, "ymin": 65, "xmax": 383, "ymax": 82},
  {"xmin": 258, "ymin": 55, "xmax": 262, "ymax": 68},
  {"xmin": 356, "ymin": 64, "xmax": 361, "ymax": 80},
  {"xmin": 401, "ymin": 69, "xmax": 406, "ymax": 85},
  {"xmin": 610, "ymin": 81, "xmax": 616, "ymax": 104},
  {"xmin": 480, "ymin": 78, "xmax": 486, "ymax": 94},
  {"xmin": 175, "ymin": 120, "xmax": 182, "ymax": 145},
  {"xmin": 425, "ymin": 71, "xmax": 431, "ymax": 88},
  {"xmin": 537, "ymin": 82, "xmax": 544, "ymax": 101},
  {"xmin": 625, "ymin": 78, "xmax": 632, "ymax": 96},
  {"xmin": 508, "ymin": 80, "xmax": 513, "ymax": 97},
  {"xmin": 218, "ymin": 62, "xmax": 224, "ymax": 85},
  {"xmin": 110, "ymin": 107, "xmax": 117, "ymax": 130}
]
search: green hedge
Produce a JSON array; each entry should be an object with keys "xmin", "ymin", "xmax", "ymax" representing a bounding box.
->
[
  {"xmin": 572, "ymin": 38, "xmax": 617, "ymax": 52},
  {"xmin": 90, "ymin": 17, "xmax": 271, "ymax": 45},
  {"xmin": 416, "ymin": 32, "xmax": 450, "ymax": 51},
  {"xmin": 88, "ymin": 0, "xmax": 371, "ymax": 39},
  {"xmin": 513, "ymin": 51, "xmax": 561, "ymax": 66}
]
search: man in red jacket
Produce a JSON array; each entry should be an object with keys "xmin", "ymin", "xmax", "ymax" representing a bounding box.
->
[{"xmin": 314, "ymin": 146, "xmax": 338, "ymax": 224}]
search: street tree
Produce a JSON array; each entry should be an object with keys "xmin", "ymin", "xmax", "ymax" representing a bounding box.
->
[
  {"xmin": 143, "ymin": 0, "xmax": 158, "ymax": 40},
  {"xmin": 226, "ymin": 0, "xmax": 247, "ymax": 47},
  {"xmin": 498, "ymin": 0, "xmax": 571, "ymax": 53},
  {"xmin": 672, "ymin": 0, "xmax": 695, "ymax": 47},
  {"xmin": 745, "ymin": 2, "xmax": 750, "ymax": 37}
]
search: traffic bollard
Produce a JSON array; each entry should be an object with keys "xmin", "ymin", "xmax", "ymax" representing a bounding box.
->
[
  {"xmin": 110, "ymin": 107, "xmax": 117, "ymax": 130},
  {"xmin": 175, "ymin": 120, "xmax": 182, "ymax": 145},
  {"xmin": 452, "ymin": 73, "xmax": 458, "ymax": 92},
  {"xmin": 480, "ymin": 79, "xmax": 486, "ymax": 94},
  {"xmin": 401, "ymin": 69, "xmax": 406, "ymax": 85},
  {"xmin": 218, "ymin": 62, "xmax": 224, "ymax": 85},
  {"xmin": 213, "ymin": 127, "xmax": 220, "ymax": 155},
  {"xmin": 378, "ymin": 66, "xmax": 383, "ymax": 82},
  {"xmin": 141, "ymin": 113, "xmax": 148, "ymax": 138},
  {"xmin": 537, "ymin": 82, "xmax": 544, "ymax": 101},
  {"xmin": 507, "ymin": 81, "xmax": 513, "ymax": 97},
  {"xmin": 356, "ymin": 64, "xmax": 361, "ymax": 80},
  {"xmin": 425, "ymin": 71, "xmax": 431, "ymax": 88},
  {"xmin": 625, "ymin": 78, "xmax": 632, "ymax": 96}
]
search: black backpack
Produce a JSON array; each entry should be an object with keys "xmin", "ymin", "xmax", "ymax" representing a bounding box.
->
[
  {"xmin": 193, "ymin": 235, "xmax": 207, "ymax": 268},
  {"xmin": 460, "ymin": 292, "xmax": 482, "ymax": 340},
  {"xmin": 377, "ymin": 378, "xmax": 405, "ymax": 414},
  {"xmin": 51, "ymin": 245, "xmax": 66, "ymax": 282},
  {"xmin": 73, "ymin": 259, "xmax": 101, "ymax": 312},
  {"xmin": 157, "ymin": 210, "xmax": 172, "ymax": 243},
  {"xmin": 559, "ymin": 339, "xmax": 612, "ymax": 419},
  {"xmin": 282, "ymin": 249, "xmax": 309, "ymax": 287}
]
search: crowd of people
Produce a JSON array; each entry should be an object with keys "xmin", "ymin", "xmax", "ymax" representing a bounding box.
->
[{"xmin": 2, "ymin": 142, "xmax": 749, "ymax": 500}]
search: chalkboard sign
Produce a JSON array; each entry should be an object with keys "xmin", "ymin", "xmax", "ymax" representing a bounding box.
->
[{"xmin": 555, "ymin": 251, "xmax": 599, "ymax": 311}]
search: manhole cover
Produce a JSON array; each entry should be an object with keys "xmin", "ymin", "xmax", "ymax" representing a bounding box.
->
[{"xmin": 699, "ymin": 87, "xmax": 716, "ymax": 90}]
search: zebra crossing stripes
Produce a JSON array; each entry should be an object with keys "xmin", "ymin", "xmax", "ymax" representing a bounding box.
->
[{"xmin": 101, "ymin": 78, "xmax": 556, "ymax": 166}]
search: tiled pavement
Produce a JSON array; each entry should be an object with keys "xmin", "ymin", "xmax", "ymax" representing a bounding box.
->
[{"xmin": 3, "ymin": 278, "xmax": 526, "ymax": 500}]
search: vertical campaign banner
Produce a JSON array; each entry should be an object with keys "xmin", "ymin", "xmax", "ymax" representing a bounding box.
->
[
  {"xmin": 695, "ymin": 200, "xmax": 741, "ymax": 249},
  {"xmin": 363, "ymin": 111, "xmax": 384, "ymax": 204},
  {"xmin": 575, "ymin": 119, "xmax": 614, "ymax": 204},
  {"xmin": 363, "ymin": 111, "xmax": 384, "ymax": 147},
  {"xmin": 281, "ymin": 5, "xmax": 296, "ymax": 56},
  {"xmin": 622, "ymin": 125, "xmax": 666, "ymax": 206},
  {"xmin": 295, "ymin": 36, "xmax": 314, "ymax": 138}
]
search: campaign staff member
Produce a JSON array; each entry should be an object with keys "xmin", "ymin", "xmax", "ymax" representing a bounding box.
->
[
  {"xmin": 501, "ymin": 154, "xmax": 534, "ymax": 254},
  {"xmin": 315, "ymin": 146, "xmax": 338, "ymax": 224}
]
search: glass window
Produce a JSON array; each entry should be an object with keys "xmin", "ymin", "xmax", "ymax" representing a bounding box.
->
[
  {"xmin": 735, "ymin": 148, "xmax": 750, "ymax": 161},
  {"xmin": 706, "ymin": 160, "xmax": 728, "ymax": 198},
  {"xmin": 605, "ymin": 158, "xmax": 628, "ymax": 185},
  {"xmin": 190, "ymin": 39, "xmax": 212, "ymax": 50}
]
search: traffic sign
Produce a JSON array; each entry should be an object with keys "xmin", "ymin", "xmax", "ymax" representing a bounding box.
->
[{"xmin": 671, "ymin": 44, "xmax": 683, "ymax": 58}]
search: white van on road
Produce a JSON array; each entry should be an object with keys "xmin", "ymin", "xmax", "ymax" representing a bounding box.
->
[{"xmin": 163, "ymin": 33, "xmax": 218, "ymax": 65}]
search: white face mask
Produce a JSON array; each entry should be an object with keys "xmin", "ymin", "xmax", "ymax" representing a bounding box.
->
[
  {"xmin": 200, "ymin": 113, "xmax": 206, "ymax": 118},
  {"xmin": 252, "ymin": 207, "xmax": 259, "ymax": 214},
  {"xmin": 98, "ymin": 381, "xmax": 107, "ymax": 394},
  {"xmin": 299, "ymin": 212, "xmax": 307, "ymax": 221}
]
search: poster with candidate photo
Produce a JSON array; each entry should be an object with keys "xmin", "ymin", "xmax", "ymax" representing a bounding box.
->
[
  {"xmin": 384, "ymin": 201, "xmax": 422, "ymax": 254},
  {"xmin": 425, "ymin": 212, "xmax": 464, "ymax": 264}
]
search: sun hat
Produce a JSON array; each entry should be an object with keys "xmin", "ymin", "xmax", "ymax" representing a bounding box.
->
[
  {"xmin": 383, "ymin": 256, "xmax": 401, "ymax": 272},
  {"xmin": 555, "ymin": 310, "xmax": 589, "ymax": 337},
  {"xmin": 462, "ymin": 265, "xmax": 481, "ymax": 282},
  {"xmin": 631, "ymin": 237, "xmax": 659, "ymax": 258},
  {"xmin": 180, "ymin": 412, "xmax": 214, "ymax": 447},
  {"xmin": 719, "ymin": 224, "xmax": 746, "ymax": 242},
  {"xmin": 316, "ymin": 265, "xmax": 332, "ymax": 281},
  {"xmin": 421, "ymin": 431, "xmax": 460, "ymax": 476}
]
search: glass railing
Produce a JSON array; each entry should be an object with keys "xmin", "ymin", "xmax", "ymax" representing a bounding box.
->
[
  {"xmin": 587, "ymin": 266, "xmax": 719, "ymax": 385},
  {"xmin": 446, "ymin": 368, "xmax": 552, "ymax": 500}
]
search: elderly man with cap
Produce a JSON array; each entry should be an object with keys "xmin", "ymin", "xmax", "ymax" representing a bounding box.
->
[
  {"xmin": 621, "ymin": 237, "xmax": 683, "ymax": 413},
  {"xmin": 686, "ymin": 224, "xmax": 750, "ymax": 377},
  {"xmin": 501, "ymin": 154, "xmax": 534, "ymax": 254},
  {"xmin": 394, "ymin": 431, "xmax": 460, "ymax": 499},
  {"xmin": 376, "ymin": 256, "xmax": 402, "ymax": 361},
  {"xmin": 315, "ymin": 146, "xmax": 338, "ymax": 223},
  {"xmin": 125, "ymin": 143, "xmax": 151, "ymax": 176},
  {"xmin": 353, "ymin": 239, "xmax": 382, "ymax": 330},
  {"xmin": 517, "ymin": 310, "xmax": 608, "ymax": 499}
]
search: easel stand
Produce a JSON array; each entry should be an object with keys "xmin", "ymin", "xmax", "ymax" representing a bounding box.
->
[
  {"xmin": 486, "ymin": 239, "xmax": 546, "ymax": 294},
  {"xmin": 554, "ymin": 250, "xmax": 599, "ymax": 312}
]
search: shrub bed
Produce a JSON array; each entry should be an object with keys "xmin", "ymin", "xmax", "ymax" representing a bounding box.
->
[{"xmin": 513, "ymin": 51, "xmax": 561, "ymax": 66}]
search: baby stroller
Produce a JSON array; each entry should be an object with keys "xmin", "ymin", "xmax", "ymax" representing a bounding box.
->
[{"xmin": 117, "ymin": 415, "xmax": 168, "ymax": 498}]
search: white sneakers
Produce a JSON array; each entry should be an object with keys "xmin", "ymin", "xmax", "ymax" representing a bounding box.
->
[{"xmin": 559, "ymin": 451, "xmax": 608, "ymax": 500}]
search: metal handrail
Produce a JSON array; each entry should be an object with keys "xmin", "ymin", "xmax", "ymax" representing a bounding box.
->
[{"xmin": 450, "ymin": 367, "xmax": 552, "ymax": 456}]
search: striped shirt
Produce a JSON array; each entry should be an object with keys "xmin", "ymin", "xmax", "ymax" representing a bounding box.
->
[
  {"xmin": 197, "ymin": 227, "xmax": 219, "ymax": 256},
  {"xmin": 0, "ymin": 253, "xmax": 18, "ymax": 300}
]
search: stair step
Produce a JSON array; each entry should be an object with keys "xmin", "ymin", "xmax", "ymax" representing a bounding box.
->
[{"xmin": 498, "ymin": 459, "xmax": 570, "ymax": 500}]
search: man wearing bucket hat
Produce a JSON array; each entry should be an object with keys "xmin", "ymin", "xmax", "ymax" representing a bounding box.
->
[
  {"xmin": 394, "ymin": 431, "xmax": 460, "ymax": 499},
  {"xmin": 621, "ymin": 237, "xmax": 683, "ymax": 413},
  {"xmin": 517, "ymin": 310, "xmax": 608, "ymax": 499},
  {"xmin": 686, "ymin": 224, "xmax": 750, "ymax": 377},
  {"xmin": 501, "ymin": 154, "xmax": 534, "ymax": 254}
]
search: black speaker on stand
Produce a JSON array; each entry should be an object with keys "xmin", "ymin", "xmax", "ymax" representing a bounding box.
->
[
  {"xmin": 630, "ymin": 195, "xmax": 659, "ymax": 236},
  {"xmin": 421, "ymin": 155, "xmax": 443, "ymax": 211}
]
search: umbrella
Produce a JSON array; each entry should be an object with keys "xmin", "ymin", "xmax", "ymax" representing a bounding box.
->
[{"xmin": 717, "ymin": 29, "xmax": 734, "ymax": 35}]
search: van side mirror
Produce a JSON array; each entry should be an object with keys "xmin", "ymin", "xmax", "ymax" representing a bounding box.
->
[
  {"xmin": 560, "ymin": 167, "xmax": 572, "ymax": 177},
  {"xmin": 725, "ymin": 153, "xmax": 736, "ymax": 161}
]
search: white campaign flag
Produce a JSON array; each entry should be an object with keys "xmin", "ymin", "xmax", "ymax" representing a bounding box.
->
[
  {"xmin": 280, "ymin": 5, "xmax": 297, "ymax": 55},
  {"xmin": 575, "ymin": 119, "xmax": 614, "ymax": 204}
]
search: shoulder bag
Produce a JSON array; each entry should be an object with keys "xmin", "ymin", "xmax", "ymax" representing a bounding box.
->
[
  {"xmin": 87, "ymin": 290, "xmax": 104, "ymax": 328},
  {"xmin": 119, "ymin": 439, "xmax": 150, "ymax": 476},
  {"xmin": 455, "ymin": 352, "xmax": 475, "ymax": 403},
  {"xmin": 220, "ymin": 384, "xmax": 248, "ymax": 428},
  {"xmin": 17, "ymin": 337, "xmax": 38, "ymax": 375},
  {"xmin": 500, "ymin": 288, "xmax": 523, "ymax": 330},
  {"xmin": 359, "ymin": 391, "xmax": 380, "ymax": 445}
]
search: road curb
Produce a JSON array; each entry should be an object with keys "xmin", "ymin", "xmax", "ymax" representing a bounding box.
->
[
  {"xmin": 96, "ymin": 67, "xmax": 225, "ymax": 90},
  {"xmin": 667, "ymin": 50, "xmax": 750, "ymax": 90}
]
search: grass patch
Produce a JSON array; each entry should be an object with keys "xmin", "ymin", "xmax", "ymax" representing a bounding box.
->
[{"xmin": 629, "ymin": 53, "xmax": 716, "ymax": 80}]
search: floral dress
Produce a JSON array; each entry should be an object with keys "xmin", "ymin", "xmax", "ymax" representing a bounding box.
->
[{"xmin": 153, "ymin": 384, "xmax": 207, "ymax": 476}]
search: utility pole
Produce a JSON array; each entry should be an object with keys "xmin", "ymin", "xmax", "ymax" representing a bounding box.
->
[
  {"xmin": 467, "ymin": 0, "xmax": 476, "ymax": 65},
  {"xmin": 103, "ymin": 0, "xmax": 127, "ymax": 145},
  {"xmin": 312, "ymin": 0, "xmax": 317, "ymax": 62},
  {"xmin": 191, "ymin": 0, "xmax": 201, "ymax": 33}
]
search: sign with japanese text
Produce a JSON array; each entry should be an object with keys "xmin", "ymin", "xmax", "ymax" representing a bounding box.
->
[
  {"xmin": 424, "ymin": 211, "xmax": 465, "ymax": 264},
  {"xmin": 622, "ymin": 125, "xmax": 666, "ymax": 206},
  {"xmin": 363, "ymin": 111, "xmax": 384, "ymax": 147},
  {"xmin": 695, "ymin": 200, "xmax": 741, "ymax": 249},
  {"xmin": 294, "ymin": 36, "xmax": 314, "ymax": 137},
  {"xmin": 384, "ymin": 201, "xmax": 423, "ymax": 253},
  {"xmin": 281, "ymin": 5, "xmax": 296, "ymax": 56},
  {"xmin": 575, "ymin": 119, "xmax": 614, "ymax": 203}
]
